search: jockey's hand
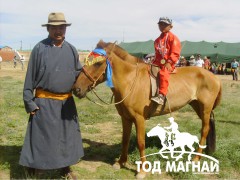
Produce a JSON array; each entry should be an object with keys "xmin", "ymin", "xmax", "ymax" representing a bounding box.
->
[
  {"xmin": 30, "ymin": 107, "xmax": 39, "ymax": 115},
  {"xmin": 165, "ymin": 63, "xmax": 173, "ymax": 72}
]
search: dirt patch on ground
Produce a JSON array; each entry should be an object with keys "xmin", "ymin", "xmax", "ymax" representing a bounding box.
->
[
  {"xmin": 82, "ymin": 121, "xmax": 122, "ymax": 144},
  {"xmin": 76, "ymin": 160, "xmax": 104, "ymax": 172}
]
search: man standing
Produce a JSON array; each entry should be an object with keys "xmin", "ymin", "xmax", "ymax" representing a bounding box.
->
[
  {"xmin": 151, "ymin": 17, "xmax": 181, "ymax": 105},
  {"xmin": 19, "ymin": 12, "xmax": 84, "ymax": 178},
  {"xmin": 179, "ymin": 56, "xmax": 187, "ymax": 67},
  {"xmin": 20, "ymin": 55, "xmax": 25, "ymax": 70},
  {"xmin": 231, "ymin": 58, "xmax": 239, "ymax": 81},
  {"xmin": 203, "ymin": 56, "xmax": 211, "ymax": 70},
  {"xmin": 188, "ymin": 55, "xmax": 195, "ymax": 66},
  {"xmin": 13, "ymin": 55, "xmax": 17, "ymax": 68},
  {"xmin": 195, "ymin": 54, "xmax": 204, "ymax": 67}
]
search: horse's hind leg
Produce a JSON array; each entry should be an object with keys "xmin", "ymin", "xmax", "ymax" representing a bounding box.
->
[
  {"xmin": 190, "ymin": 100, "xmax": 212, "ymax": 160},
  {"xmin": 113, "ymin": 117, "xmax": 133, "ymax": 169}
]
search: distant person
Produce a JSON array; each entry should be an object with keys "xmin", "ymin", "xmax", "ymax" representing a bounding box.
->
[
  {"xmin": 151, "ymin": 17, "xmax": 181, "ymax": 105},
  {"xmin": 179, "ymin": 56, "xmax": 187, "ymax": 67},
  {"xmin": 211, "ymin": 62, "xmax": 217, "ymax": 74},
  {"xmin": 188, "ymin": 55, "xmax": 195, "ymax": 66},
  {"xmin": 13, "ymin": 56, "xmax": 17, "ymax": 68},
  {"xmin": 20, "ymin": 55, "xmax": 25, "ymax": 70},
  {"xmin": 19, "ymin": 12, "xmax": 84, "ymax": 179},
  {"xmin": 231, "ymin": 58, "xmax": 239, "ymax": 81},
  {"xmin": 221, "ymin": 63, "xmax": 226, "ymax": 75},
  {"xmin": 0, "ymin": 55, "xmax": 2, "ymax": 69},
  {"xmin": 203, "ymin": 56, "xmax": 211, "ymax": 70},
  {"xmin": 195, "ymin": 54, "xmax": 204, "ymax": 67}
]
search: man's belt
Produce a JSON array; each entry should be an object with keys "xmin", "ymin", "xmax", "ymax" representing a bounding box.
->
[{"xmin": 35, "ymin": 89, "xmax": 72, "ymax": 100}]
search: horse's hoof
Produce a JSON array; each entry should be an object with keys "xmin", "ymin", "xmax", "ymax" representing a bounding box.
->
[
  {"xmin": 136, "ymin": 172, "xmax": 146, "ymax": 179},
  {"xmin": 192, "ymin": 156, "xmax": 200, "ymax": 162},
  {"xmin": 113, "ymin": 162, "xmax": 121, "ymax": 170}
]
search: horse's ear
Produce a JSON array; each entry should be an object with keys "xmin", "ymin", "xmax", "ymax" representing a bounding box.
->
[{"xmin": 96, "ymin": 39, "xmax": 106, "ymax": 49}]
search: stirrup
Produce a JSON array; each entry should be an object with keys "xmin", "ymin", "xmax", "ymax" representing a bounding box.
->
[{"xmin": 151, "ymin": 94, "xmax": 164, "ymax": 105}]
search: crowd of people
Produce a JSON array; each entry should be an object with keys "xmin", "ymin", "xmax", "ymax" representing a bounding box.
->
[
  {"xmin": 145, "ymin": 52, "xmax": 239, "ymax": 81},
  {"xmin": 178, "ymin": 54, "xmax": 238, "ymax": 77},
  {"xmin": 178, "ymin": 54, "xmax": 211, "ymax": 69}
]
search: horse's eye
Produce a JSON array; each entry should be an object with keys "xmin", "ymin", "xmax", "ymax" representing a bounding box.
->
[{"xmin": 94, "ymin": 62, "xmax": 102, "ymax": 67}]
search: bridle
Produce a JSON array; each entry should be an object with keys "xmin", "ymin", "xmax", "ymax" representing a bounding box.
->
[
  {"xmin": 81, "ymin": 62, "xmax": 107, "ymax": 90},
  {"xmin": 78, "ymin": 43, "xmax": 139, "ymax": 106}
]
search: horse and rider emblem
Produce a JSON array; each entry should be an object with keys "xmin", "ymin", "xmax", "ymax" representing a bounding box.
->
[{"xmin": 147, "ymin": 117, "xmax": 206, "ymax": 161}]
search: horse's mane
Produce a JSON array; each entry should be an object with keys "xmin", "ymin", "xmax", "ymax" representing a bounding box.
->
[{"xmin": 96, "ymin": 40, "xmax": 145, "ymax": 65}]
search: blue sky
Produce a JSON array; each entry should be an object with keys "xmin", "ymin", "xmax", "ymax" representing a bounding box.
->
[{"xmin": 0, "ymin": 0, "xmax": 240, "ymax": 50}]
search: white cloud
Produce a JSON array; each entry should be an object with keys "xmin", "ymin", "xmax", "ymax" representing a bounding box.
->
[{"xmin": 0, "ymin": 0, "xmax": 240, "ymax": 50}]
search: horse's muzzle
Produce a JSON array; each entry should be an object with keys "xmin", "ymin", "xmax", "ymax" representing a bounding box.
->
[{"xmin": 72, "ymin": 87, "xmax": 86, "ymax": 98}]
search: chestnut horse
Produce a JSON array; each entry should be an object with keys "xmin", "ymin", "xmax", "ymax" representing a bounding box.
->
[{"xmin": 73, "ymin": 40, "xmax": 222, "ymax": 178}]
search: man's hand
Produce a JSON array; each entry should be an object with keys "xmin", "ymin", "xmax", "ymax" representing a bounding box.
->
[
  {"xmin": 165, "ymin": 63, "xmax": 173, "ymax": 71},
  {"xmin": 30, "ymin": 107, "xmax": 40, "ymax": 115}
]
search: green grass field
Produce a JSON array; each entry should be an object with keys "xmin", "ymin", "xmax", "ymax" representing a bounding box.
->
[{"xmin": 0, "ymin": 67, "xmax": 239, "ymax": 179}]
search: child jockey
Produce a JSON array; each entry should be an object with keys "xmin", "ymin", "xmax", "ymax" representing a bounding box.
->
[{"xmin": 151, "ymin": 17, "xmax": 181, "ymax": 105}]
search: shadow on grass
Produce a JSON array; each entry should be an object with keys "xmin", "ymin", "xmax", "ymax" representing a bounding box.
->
[
  {"xmin": 82, "ymin": 138, "xmax": 121, "ymax": 162},
  {"xmin": 0, "ymin": 136, "xmax": 161, "ymax": 179},
  {"xmin": 0, "ymin": 145, "xmax": 67, "ymax": 179},
  {"xmin": 0, "ymin": 145, "xmax": 25, "ymax": 179},
  {"xmin": 82, "ymin": 134, "xmax": 161, "ymax": 163}
]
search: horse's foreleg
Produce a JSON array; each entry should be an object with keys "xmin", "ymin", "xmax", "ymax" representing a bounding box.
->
[
  {"xmin": 134, "ymin": 115, "xmax": 147, "ymax": 179},
  {"xmin": 113, "ymin": 117, "xmax": 132, "ymax": 169}
]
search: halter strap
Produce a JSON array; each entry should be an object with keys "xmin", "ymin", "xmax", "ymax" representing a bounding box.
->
[{"xmin": 81, "ymin": 64, "xmax": 107, "ymax": 89}]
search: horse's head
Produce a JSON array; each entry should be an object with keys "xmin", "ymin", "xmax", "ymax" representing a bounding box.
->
[
  {"xmin": 147, "ymin": 124, "xmax": 165, "ymax": 138},
  {"xmin": 72, "ymin": 40, "xmax": 111, "ymax": 98},
  {"xmin": 73, "ymin": 40, "xmax": 138, "ymax": 98}
]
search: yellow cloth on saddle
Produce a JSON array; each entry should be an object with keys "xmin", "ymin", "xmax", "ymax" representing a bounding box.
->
[{"xmin": 35, "ymin": 89, "xmax": 72, "ymax": 100}]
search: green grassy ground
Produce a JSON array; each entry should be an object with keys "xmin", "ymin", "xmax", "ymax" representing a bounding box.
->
[{"xmin": 0, "ymin": 69, "xmax": 239, "ymax": 179}]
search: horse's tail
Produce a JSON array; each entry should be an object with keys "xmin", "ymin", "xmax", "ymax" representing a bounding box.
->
[
  {"xmin": 206, "ymin": 111, "xmax": 216, "ymax": 154},
  {"xmin": 205, "ymin": 82, "xmax": 220, "ymax": 154},
  {"xmin": 205, "ymin": 80, "xmax": 220, "ymax": 154}
]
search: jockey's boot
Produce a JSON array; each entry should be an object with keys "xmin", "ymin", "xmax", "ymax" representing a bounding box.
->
[{"xmin": 151, "ymin": 94, "xmax": 165, "ymax": 105}]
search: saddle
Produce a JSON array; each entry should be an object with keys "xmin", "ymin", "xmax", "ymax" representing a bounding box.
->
[
  {"xmin": 149, "ymin": 65, "xmax": 160, "ymax": 97},
  {"xmin": 149, "ymin": 65, "xmax": 177, "ymax": 97}
]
